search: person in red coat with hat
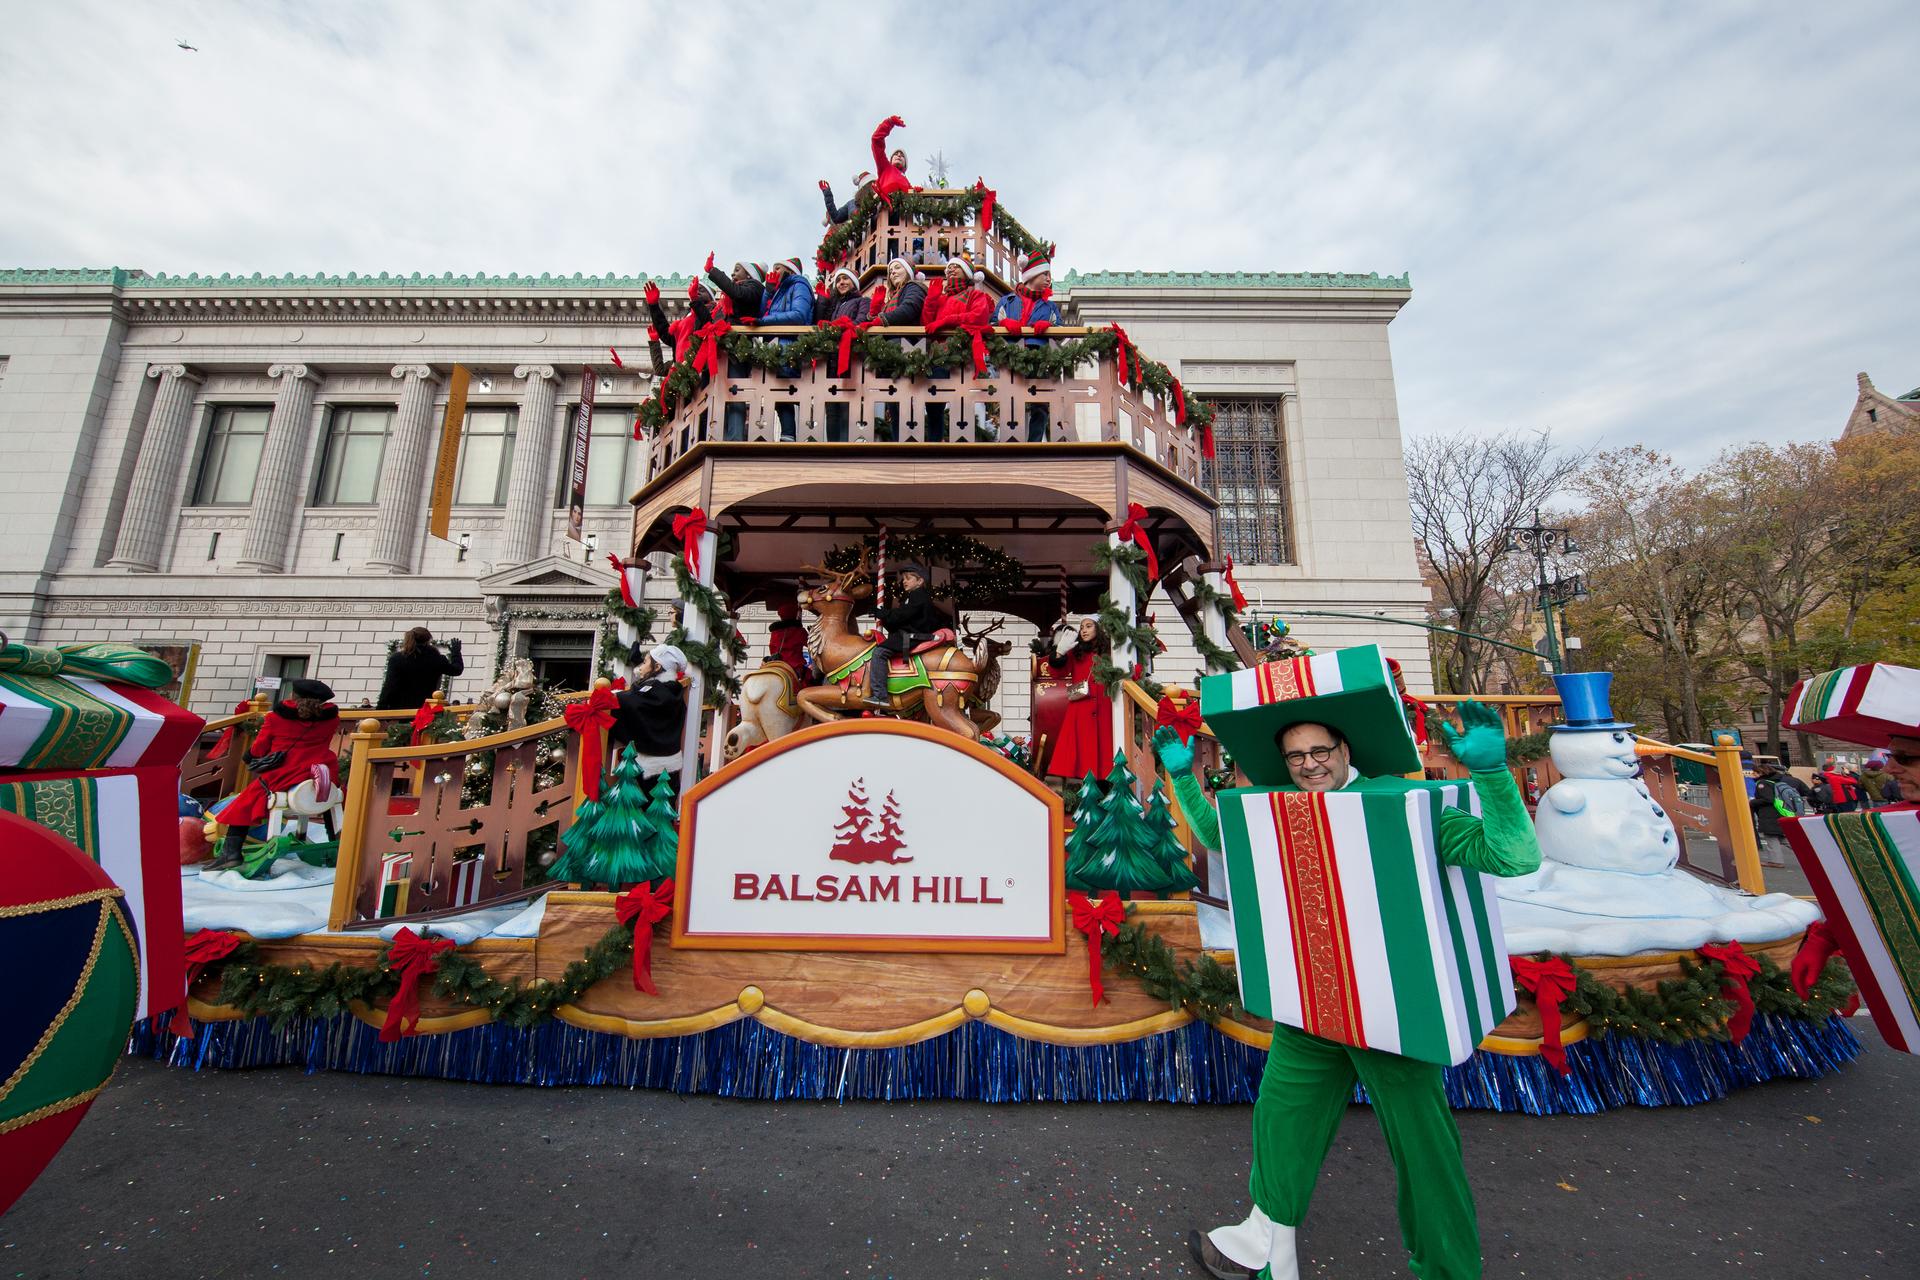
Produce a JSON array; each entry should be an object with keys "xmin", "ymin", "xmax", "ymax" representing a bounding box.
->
[
  {"xmin": 209, "ymin": 678, "xmax": 341, "ymax": 869},
  {"xmin": 1044, "ymin": 618, "xmax": 1115, "ymax": 781}
]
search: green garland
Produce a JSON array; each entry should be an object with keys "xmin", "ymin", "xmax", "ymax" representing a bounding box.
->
[
  {"xmin": 1100, "ymin": 906, "xmax": 1241, "ymax": 1023},
  {"xmin": 599, "ymin": 586, "xmax": 657, "ymax": 681},
  {"xmin": 492, "ymin": 605, "xmax": 609, "ymax": 681},
  {"xmin": 1558, "ymin": 952, "xmax": 1857, "ymax": 1044},
  {"xmin": 815, "ymin": 185, "xmax": 1049, "ymax": 272},
  {"xmin": 823, "ymin": 532, "xmax": 1025, "ymax": 610},
  {"xmin": 635, "ymin": 326, "xmax": 1217, "ymax": 439},
  {"xmin": 1186, "ymin": 581, "xmax": 1244, "ymax": 674},
  {"xmin": 1087, "ymin": 541, "xmax": 1164, "ymax": 699},
  {"xmin": 666, "ymin": 555, "xmax": 747, "ymax": 704},
  {"xmin": 205, "ymin": 921, "xmax": 642, "ymax": 1031}
]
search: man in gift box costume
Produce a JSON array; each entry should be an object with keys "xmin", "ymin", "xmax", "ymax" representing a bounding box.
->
[{"xmin": 1156, "ymin": 648, "xmax": 1541, "ymax": 1280}]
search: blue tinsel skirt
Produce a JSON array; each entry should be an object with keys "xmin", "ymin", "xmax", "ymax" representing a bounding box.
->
[{"xmin": 128, "ymin": 1011, "xmax": 1861, "ymax": 1114}]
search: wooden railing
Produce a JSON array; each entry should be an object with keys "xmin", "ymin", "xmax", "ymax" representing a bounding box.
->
[
  {"xmin": 325, "ymin": 687, "xmax": 605, "ymax": 931},
  {"xmin": 836, "ymin": 191, "xmax": 1022, "ymax": 286},
  {"xmin": 181, "ymin": 691, "xmax": 479, "ymax": 804},
  {"xmin": 1634, "ymin": 733, "xmax": 1766, "ymax": 894},
  {"xmin": 645, "ymin": 325, "xmax": 1205, "ymax": 486}
]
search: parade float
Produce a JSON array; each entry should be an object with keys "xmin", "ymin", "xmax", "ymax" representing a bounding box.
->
[{"xmin": 4, "ymin": 127, "xmax": 1874, "ymax": 1125}]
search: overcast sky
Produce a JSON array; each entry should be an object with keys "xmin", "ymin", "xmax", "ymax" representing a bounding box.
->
[{"xmin": 2, "ymin": 1, "xmax": 1914, "ymax": 463}]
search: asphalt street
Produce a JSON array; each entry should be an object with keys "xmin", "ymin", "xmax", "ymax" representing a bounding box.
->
[{"xmin": 3, "ymin": 1024, "xmax": 1914, "ymax": 1279}]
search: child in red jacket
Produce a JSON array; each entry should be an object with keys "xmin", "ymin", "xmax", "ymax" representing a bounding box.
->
[{"xmin": 210, "ymin": 678, "xmax": 341, "ymax": 868}]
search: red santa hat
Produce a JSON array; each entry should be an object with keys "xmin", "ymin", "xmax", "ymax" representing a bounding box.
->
[
  {"xmin": 772, "ymin": 257, "xmax": 806, "ymax": 281},
  {"xmin": 828, "ymin": 266, "xmax": 860, "ymax": 290},
  {"xmin": 1019, "ymin": 247, "xmax": 1054, "ymax": 285},
  {"xmin": 853, "ymin": 170, "xmax": 874, "ymax": 187}
]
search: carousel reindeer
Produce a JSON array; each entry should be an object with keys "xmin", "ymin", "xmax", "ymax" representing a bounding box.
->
[
  {"xmin": 794, "ymin": 554, "xmax": 985, "ymax": 740},
  {"xmin": 961, "ymin": 617, "xmax": 1012, "ymax": 736}
]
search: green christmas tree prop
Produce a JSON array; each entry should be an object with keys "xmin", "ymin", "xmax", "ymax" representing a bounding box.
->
[
  {"xmin": 544, "ymin": 792, "xmax": 606, "ymax": 885},
  {"xmin": 581, "ymin": 747, "xmax": 680, "ymax": 890},
  {"xmin": 1065, "ymin": 753, "xmax": 1199, "ymax": 896}
]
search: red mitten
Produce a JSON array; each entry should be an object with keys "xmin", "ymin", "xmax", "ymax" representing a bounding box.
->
[
  {"xmin": 687, "ymin": 279, "xmax": 702, "ymax": 300},
  {"xmin": 887, "ymin": 114, "xmax": 905, "ymax": 128},
  {"xmin": 644, "ymin": 280, "xmax": 659, "ymax": 304},
  {"xmin": 818, "ymin": 179, "xmax": 830, "ymax": 191},
  {"xmin": 704, "ymin": 251, "xmax": 716, "ymax": 273},
  {"xmin": 646, "ymin": 325, "xmax": 661, "ymax": 342}
]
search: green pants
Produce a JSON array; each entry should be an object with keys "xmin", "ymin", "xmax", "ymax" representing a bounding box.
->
[{"xmin": 1251, "ymin": 1024, "xmax": 1481, "ymax": 1279}]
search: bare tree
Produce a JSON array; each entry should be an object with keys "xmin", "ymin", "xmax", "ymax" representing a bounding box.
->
[
  {"xmin": 1406, "ymin": 429, "xmax": 1588, "ymax": 693},
  {"xmin": 1571, "ymin": 446, "xmax": 1737, "ymax": 741}
]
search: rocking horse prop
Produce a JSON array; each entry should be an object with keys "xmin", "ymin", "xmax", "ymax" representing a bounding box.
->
[{"xmin": 795, "ymin": 556, "xmax": 986, "ymax": 740}]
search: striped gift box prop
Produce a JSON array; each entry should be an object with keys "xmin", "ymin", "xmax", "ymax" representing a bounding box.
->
[
  {"xmin": 378, "ymin": 852, "xmax": 412, "ymax": 918},
  {"xmin": 0, "ymin": 671, "xmax": 204, "ymax": 771},
  {"xmin": 1782, "ymin": 809, "xmax": 1920, "ymax": 1055},
  {"xmin": 451, "ymin": 857, "xmax": 485, "ymax": 908},
  {"xmin": 1201, "ymin": 645, "xmax": 1421, "ymax": 786},
  {"xmin": 0, "ymin": 766, "xmax": 186, "ymax": 1023},
  {"xmin": 1218, "ymin": 779, "xmax": 1515, "ymax": 1066},
  {"xmin": 1785, "ymin": 662, "xmax": 1920, "ymax": 750}
]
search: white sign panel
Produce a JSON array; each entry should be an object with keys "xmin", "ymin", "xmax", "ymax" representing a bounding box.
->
[{"xmin": 673, "ymin": 721, "xmax": 1065, "ymax": 953}]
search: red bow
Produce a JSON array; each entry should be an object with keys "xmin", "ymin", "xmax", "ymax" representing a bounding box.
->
[
  {"xmin": 1172, "ymin": 377, "xmax": 1187, "ymax": 425},
  {"xmin": 974, "ymin": 179, "xmax": 995, "ymax": 231},
  {"xmin": 1790, "ymin": 920, "xmax": 1860, "ymax": 1014},
  {"xmin": 673, "ymin": 507, "xmax": 709, "ymax": 578},
  {"xmin": 1220, "ymin": 556, "xmax": 1248, "ymax": 612},
  {"xmin": 379, "ymin": 927, "xmax": 455, "ymax": 1042},
  {"xmin": 1698, "ymin": 941, "xmax": 1763, "ymax": 1043},
  {"xmin": 962, "ymin": 322, "xmax": 990, "ymax": 377},
  {"xmin": 1199, "ymin": 420, "xmax": 1216, "ymax": 461},
  {"xmin": 1068, "ymin": 891, "xmax": 1126, "ymax": 1006},
  {"xmin": 691, "ymin": 320, "xmax": 730, "ymax": 383},
  {"xmin": 208, "ymin": 699, "xmax": 255, "ymax": 757},
  {"xmin": 656, "ymin": 376, "xmax": 672, "ymax": 418},
  {"xmin": 615, "ymin": 878, "xmax": 676, "ymax": 994},
  {"xmin": 823, "ymin": 315, "xmax": 875, "ymax": 377},
  {"xmin": 1402, "ymin": 695, "xmax": 1429, "ymax": 747},
  {"xmin": 409, "ymin": 702, "xmax": 438, "ymax": 747},
  {"xmin": 1115, "ymin": 502, "xmax": 1159, "ymax": 581},
  {"xmin": 607, "ymin": 551, "xmax": 638, "ymax": 608},
  {"xmin": 609, "ymin": 347, "xmax": 625, "ymax": 369},
  {"xmin": 1511, "ymin": 955, "xmax": 1578, "ymax": 1074},
  {"xmin": 1108, "ymin": 325, "xmax": 1134, "ymax": 386},
  {"xmin": 169, "ymin": 929, "xmax": 246, "ymax": 1037},
  {"xmin": 1155, "ymin": 696, "xmax": 1203, "ymax": 744},
  {"xmin": 563, "ymin": 684, "xmax": 619, "ymax": 799}
]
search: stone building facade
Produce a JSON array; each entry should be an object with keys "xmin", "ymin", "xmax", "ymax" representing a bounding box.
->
[{"xmin": 0, "ymin": 266, "xmax": 1430, "ymax": 731}]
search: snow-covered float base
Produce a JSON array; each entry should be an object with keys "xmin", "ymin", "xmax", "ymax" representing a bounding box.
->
[{"xmin": 142, "ymin": 897, "xmax": 1860, "ymax": 1113}]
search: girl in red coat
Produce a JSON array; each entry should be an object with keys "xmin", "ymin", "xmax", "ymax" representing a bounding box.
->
[
  {"xmin": 1044, "ymin": 618, "xmax": 1115, "ymax": 782},
  {"xmin": 210, "ymin": 678, "xmax": 341, "ymax": 868}
]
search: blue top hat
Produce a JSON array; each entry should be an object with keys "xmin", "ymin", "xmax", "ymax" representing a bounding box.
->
[{"xmin": 1552, "ymin": 672, "xmax": 1635, "ymax": 732}]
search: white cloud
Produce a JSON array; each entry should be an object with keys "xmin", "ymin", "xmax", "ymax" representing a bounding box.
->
[{"xmin": 1, "ymin": 0, "xmax": 1913, "ymax": 462}]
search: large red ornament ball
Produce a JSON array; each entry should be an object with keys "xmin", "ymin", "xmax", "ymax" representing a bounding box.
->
[{"xmin": 0, "ymin": 811, "xmax": 140, "ymax": 1216}]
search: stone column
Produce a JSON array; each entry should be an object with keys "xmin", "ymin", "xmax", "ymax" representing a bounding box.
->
[
  {"xmin": 236, "ymin": 363, "xmax": 321, "ymax": 573},
  {"xmin": 498, "ymin": 364, "xmax": 557, "ymax": 566},
  {"xmin": 108, "ymin": 364, "xmax": 204, "ymax": 571},
  {"xmin": 365, "ymin": 364, "xmax": 442, "ymax": 574}
]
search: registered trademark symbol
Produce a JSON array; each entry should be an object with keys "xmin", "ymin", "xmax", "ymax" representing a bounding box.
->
[{"xmin": 1004, "ymin": 878, "xmax": 1014, "ymax": 887}]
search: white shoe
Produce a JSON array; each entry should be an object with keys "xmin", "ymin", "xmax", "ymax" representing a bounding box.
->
[
  {"xmin": 1207, "ymin": 1207, "xmax": 1275, "ymax": 1273},
  {"xmin": 1262, "ymin": 1224, "xmax": 1299, "ymax": 1280}
]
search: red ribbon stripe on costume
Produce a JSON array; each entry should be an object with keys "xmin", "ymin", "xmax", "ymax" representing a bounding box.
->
[
  {"xmin": 1068, "ymin": 891, "xmax": 1125, "ymax": 1006},
  {"xmin": 672, "ymin": 507, "xmax": 709, "ymax": 578},
  {"xmin": 1698, "ymin": 941, "xmax": 1763, "ymax": 1042},
  {"xmin": 615, "ymin": 879, "xmax": 676, "ymax": 995},
  {"xmin": 1115, "ymin": 502, "xmax": 1160, "ymax": 581},
  {"xmin": 169, "ymin": 929, "xmax": 246, "ymax": 1036},
  {"xmin": 379, "ymin": 927, "xmax": 455, "ymax": 1043},
  {"xmin": 1155, "ymin": 696, "xmax": 1203, "ymax": 744},
  {"xmin": 1510, "ymin": 955, "xmax": 1577, "ymax": 1074}
]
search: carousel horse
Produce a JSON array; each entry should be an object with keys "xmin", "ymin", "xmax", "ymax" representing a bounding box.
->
[
  {"xmin": 725, "ymin": 659, "xmax": 807, "ymax": 760},
  {"xmin": 264, "ymin": 763, "xmax": 344, "ymax": 843},
  {"xmin": 795, "ymin": 561, "xmax": 984, "ymax": 741}
]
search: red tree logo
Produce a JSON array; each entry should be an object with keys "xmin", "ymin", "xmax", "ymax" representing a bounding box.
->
[{"xmin": 829, "ymin": 777, "xmax": 911, "ymax": 864}]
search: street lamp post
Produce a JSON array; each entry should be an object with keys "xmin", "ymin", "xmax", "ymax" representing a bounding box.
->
[{"xmin": 1506, "ymin": 510, "xmax": 1579, "ymax": 675}]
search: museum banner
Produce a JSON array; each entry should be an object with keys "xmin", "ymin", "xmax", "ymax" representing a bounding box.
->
[
  {"xmin": 565, "ymin": 364, "xmax": 595, "ymax": 543},
  {"xmin": 427, "ymin": 364, "xmax": 472, "ymax": 542}
]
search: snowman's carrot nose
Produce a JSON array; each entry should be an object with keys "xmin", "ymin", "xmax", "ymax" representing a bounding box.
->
[{"xmin": 1632, "ymin": 743, "xmax": 1664, "ymax": 758}]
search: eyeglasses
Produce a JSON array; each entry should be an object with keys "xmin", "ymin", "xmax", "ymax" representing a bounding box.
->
[
  {"xmin": 1891, "ymin": 750, "xmax": 1920, "ymax": 767},
  {"xmin": 1283, "ymin": 745, "xmax": 1339, "ymax": 768}
]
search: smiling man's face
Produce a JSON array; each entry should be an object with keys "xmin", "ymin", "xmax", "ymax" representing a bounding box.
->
[{"xmin": 1280, "ymin": 721, "xmax": 1351, "ymax": 792}]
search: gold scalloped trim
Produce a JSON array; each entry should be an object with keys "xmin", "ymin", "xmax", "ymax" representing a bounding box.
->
[
  {"xmin": 345, "ymin": 999, "xmax": 496, "ymax": 1035},
  {"xmin": 0, "ymin": 886, "xmax": 121, "ymax": 918},
  {"xmin": 0, "ymin": 901, "xmax": 109, "ymax": 1106},
  {"xmin": 0, "ymin": 1081, "xmax": 107, "ymax": 1135}
]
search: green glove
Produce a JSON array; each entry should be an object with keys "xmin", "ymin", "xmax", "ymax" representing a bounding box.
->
[
  {"xmin": 1438, "ymin": 699, "xmax": 1507, "ymax": 772},
  {"xmin": 1152, "ymin": 726, "xmax": 1194, "ymax": 774}
]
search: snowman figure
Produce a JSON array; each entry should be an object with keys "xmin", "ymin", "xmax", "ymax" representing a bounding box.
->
[{"xmin": 1497, "ymin": 672, "xmax": 1819, "ymax": 955}]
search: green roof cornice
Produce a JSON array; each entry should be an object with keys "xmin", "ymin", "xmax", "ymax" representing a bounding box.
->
[
  {"xmin": 1060, "ymin": 269, "xmax": 1410, "ymax": 290},
  {"xmin": 0, "ymin": 267, "xmax": 692, "ymax": 290}
]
